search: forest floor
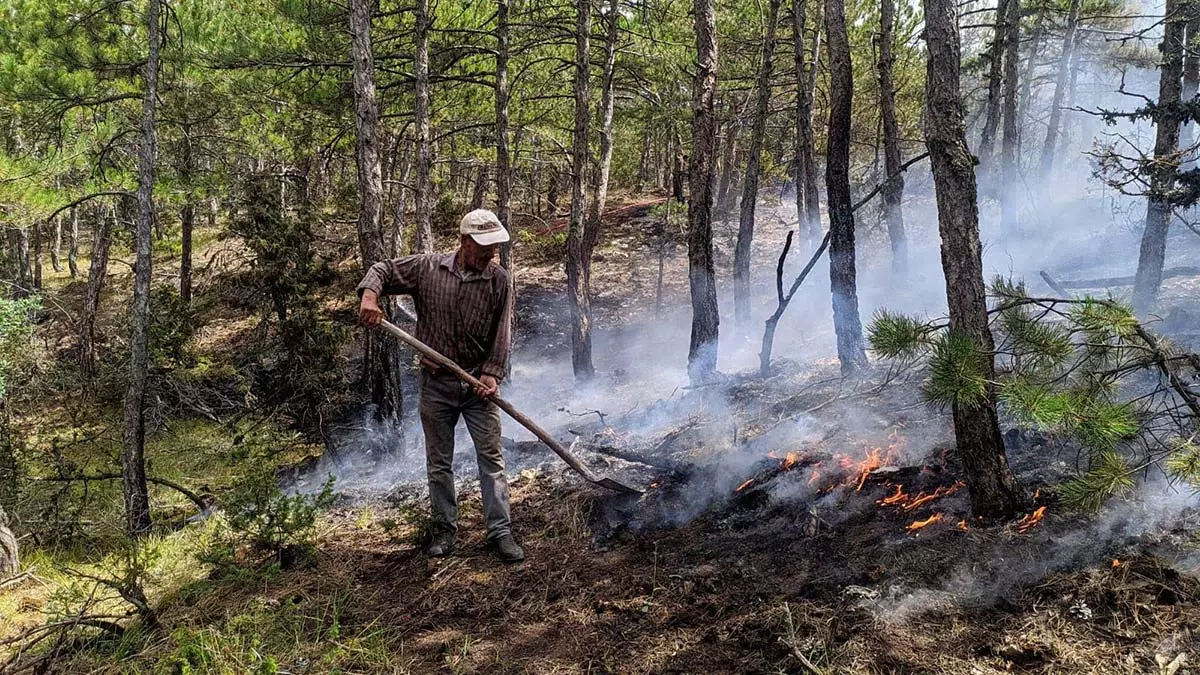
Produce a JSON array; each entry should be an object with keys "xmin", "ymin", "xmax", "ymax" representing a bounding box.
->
[{"xmin": 3, "ymin": 192, "xmax": 1200, "ymax": 673}]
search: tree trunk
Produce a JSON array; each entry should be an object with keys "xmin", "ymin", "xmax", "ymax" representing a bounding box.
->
[
  {"xmin": 547, "ymin": 165, "xmax": 561, "ymax": 214},
  {"xmin": 80, "ymin": 206, "xmax": 114, "ymax": 381},
  {"xmin": 922, "ymin": 0, "xmax": 1026, "ymax": 519},
  {"xmin": 735, "ymin": 0, "xmax": 782, "ymax": 330},
  {"xmin": 1017, "ymin": 15, "xmax": 1044, "ymax": 160},
  {"xmin": 1181, "ymin": 12, "xmax": 1200, "ymax": 170},
  {"xmin": 414, "ymin": 0, "xmax": 434, "ymax": 253},
  {"xmin": 31, "ymin": 221, "xmax": 42, "ymax": 290},
  {"xmin": 672, "ymin": 129, "xmax": 687, "ymax": 203},
  {"xmin": 351, "ymin": 0, "xmax": 404, "ymax": 436},
  {"xmin": 793, "ymin": 0, "xmax": 822, "ymax": 245},
  {"xmin": 566, "ymin": 0, "xmax": 594, "ymax": 380},
  {"xmin": 1133, "ymin": 0, "xmax": 1186, "ymax": 314},
  {"xmin": 50, "ymin": 216, "xmax": 62, "ymax": 273},
  {"xmin": 497, "ymin": 0, "xmax": 515, "ymax": 270},
  {"xmin": 877, "ymin": 0, "xmax": 906, "ymax": 279},
  {"xmin": 123, "ymin": 0, "xmax": 159, "ymax": 537},
  {"xmin": 688, "ymin": 0, "xmax": 721, "ymax": 382},
  {"xmin": 0, "ymin": 505, "xmax": 16, "ymax": 579},
  {"xmin": 180, "ymin": 203, "xmax": 194, "ymax": 304},
  {"xmin": 637, "ymin": 123, "xmax": 652, "ymax": 191},
  {"xmin": 586, "ymin": 0, "xmax": 619, "ymax": 262},
  {"xmin": 67, "ymin": 207, "xmax": 79, "ymax": 278},
  {"xmin": 978, "ymin": 0, "xmax": 1009, "ymax": 187},
  {"xmin": 4, "ymin": 228, "xmax": 31, "ymax": 299},
  {"xmin": 1040, "ymin": 0, "xmax": 1081, "ymax": 178},
  {"xmin": 470, "ymin": 164, "xmax": 489, "ymax": 210},
  {"xmin": 824, "ymin": 0, "xmax": 868, "ymax": 374},
  {"xmin": 1000, "ymin": 0, "xmax": 1021, "ymax": 231},
  {"xmin": 716, "ymin": 116, "xmax": 741, "ymax": 216}
]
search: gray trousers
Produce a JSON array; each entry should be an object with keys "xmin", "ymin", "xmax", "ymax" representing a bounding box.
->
[{"xmin": 419, "ymin": 370, "xmax": 512, "ymax": 540}]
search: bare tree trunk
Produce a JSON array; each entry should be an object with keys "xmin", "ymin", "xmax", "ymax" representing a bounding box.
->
[
  {"xmin": 547, "ymin": 165, "xmax": 561, "ymax": 214},
  {"xmin": 586, "ymin": 0, "xmax": 619, "ymax": 260},
  {"xmin": 877, "ymin": 0, "xmax": 906, "ymax": 279},
  {"xmin": 566, "ymin": 0, "xmax": 595, "ymax": 380},
  {"xmin": 4, "ymin": 228, "xmax": 31, "ymax": 299},
  {"xmin": 351, "ymin": 0, "xmax": 404, "ymax": 438},
  {"xmin": 1181, "ymin": 12, "xmax": 1200, "ymax": 169},
  {"xmin": 67, "ymin": 207, "xmax": 79, "ymax": 278},
  {"xmin": 672, "ymin": 127, "xmax": 687, "ymax": 203},
  {"xmin": 824, "ymin": 0, "xmax": 868, "ymax": 374},
  {"xmin": 179, "ymin": 135, "xmax": 196, "ymax": 304},
  {"xmin": 50, "ymin": 216, "xmax": 62, "ymax": 273},
  {"xmin": 0, "ymin": 505, "xmax": 16, "ymax": 579},
  {"xmin": 735, "ymin": 0, "xmax": 782, "ymax": 330},
  {"xmin": 689, "ymin": 0, "xmax": 721, "ymax": 382},
  {"xmin": 414, "ymin": 0, "xmax": 434, "ymax": 253},
  {"xmin": 922, "ymin": 0, "xmax": 1026, "ymax": 519},
  {"xmin": 1000, "ymin": 0, "xmax": 1021, "ymax": 231},
  {"xmin": 80, "ymin": 206, "xmax": 113, "ymax": 381},
  {"xmin": 389, "ymin": 134, "xmax": 413, "ymax": 256},
  {"xmin": 31, "ymin": 221, "xmax": 42, "ymax": 290},
  {"xmin": 1040, "ymin": 0, "xmax": 1081, "ymax": 178},
  {"xmin": 716, "ymin": 116, "xmax": 741, "ymax": 216},
  {"xmin": 1134, "ymin": 0, "xmax": 1186, "ymax": 314},
  {"xmin": 470, "ymin": 164, "xmax": 488, "ymax": 209},
  {"xmin": 637, "ymin": 123, "xmax": 652, "ymax": 191},
  {"xmin": 978, "ymin": 0, "xmax": 1009, "ymax": 188},
  {"xmin": 803, "ymin": 7, "xmax": 823, "ymax": 239},
  {"xmin": 123, "ymin": 0, "xmax": 159, "ymax": 537},
  {"xmin": 1017, "ymin": 15, "xmax": 1044, "ymax": 161},
  {"xmin": 497, "ymin": 0, "xmax": 515, "ymax": 270},
  {"xmin": 793, "ymin": 0, "xmax": 822, "ymax": 245}
]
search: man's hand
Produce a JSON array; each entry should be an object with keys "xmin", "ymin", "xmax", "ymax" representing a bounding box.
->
[
  {"xmin": 474, "ymin": 374, "xmax": 499, "ymax": 399},
  {"xmin": 359, "ymin": 291, "xmax": 385, "ymax": 327}
]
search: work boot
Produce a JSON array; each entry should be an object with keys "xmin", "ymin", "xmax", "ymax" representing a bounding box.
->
[
  {"xmin": 487, "ymin": 534, "xmax": 525, "ymax": 563},
  {"xmin": 427, "ymin": 531, "xmax": 455, "ymax": 557}
]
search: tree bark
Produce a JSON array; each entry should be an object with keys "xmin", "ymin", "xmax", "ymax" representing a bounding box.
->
[
  {"xmin": 497, "ymin": 0, "xmax": 515, "ymax": 270},
  {"xmin": 414, "ymin": 0, "xmax": 434, "ymax": 253},
  {"xmin": 586, "ymin": 0, "xmax": 619, "ymax": 261},
  {"xmin": 716, "ymin": 116, "xmax": 741, "ymax": 216},
  {"xmin": 80, "ymin": 205, "xmax": 114, "ymax": 381},
  {"xmin": 50, "ymin": 216, "xmax": 62, "ymax": 273},
  {"xmin": 999, "ymin": 0, "xmax": 1021, "ymax": 230},
  {"xmin": 1040, "ymin": 0, "xmax": 1081, "ymax": 178},
  {"xmin": 180, "ymin": 202, "xmax": 194, "ymax": 304},
  {"xmin": 877, "ymin": 0, "xmax": 906, "ymax": 279},
  {"xmin": 67, "ymin": 207, "xmax": 79, "ymax": 278},
  {"xmin": 1133, "ymin": 0, "xmax": 1186, "ymax": 314},
  {"xmin": 0, "ymin": 504, "xmax": 16, "ymax": 579},
  {"xmin": 1181, "ymin": 11, "xmax": 1200, "ymax": 170},
  {"xmin": 978, "ymin": 0, "xmax": 1009, "ymax": 187},
  {"xmin": 31, "ymin": 221, "xmax": 42, "ymax": 290},
  {"xmin": 1017, "ymin": 14, "xmax": 1044, "ymax": 160},
  {"xmin": 793, "ymin": 0, "xmax": 822, "ymax": 246},
  {"xmin": 566, "ymin": 0, "xmax": 594, "ymax": 380},
  {"xmin": 922, "ymin": 0, "xmax": 1026, "ymax": 519},
  {"xmin": 123, "ymin": 0, "xmax": 159, "ymax": 537},
  {"xmin": 688, "ymin": 0, "xmax": 721, "ymax": 382},
  {"xmin": 824, "ymin": 0, "xmax": 868, "ymax": 374},
  {"xmin": 351, "ymin": 0, "xmax": 404, "ymax": 436},
  {"xmin": 4, "ymin": 228, "xmax": 30, "ymax": 299},
  {"xmin": 735, "ymin": 0, "xmax": 781, "ymax": 331}
]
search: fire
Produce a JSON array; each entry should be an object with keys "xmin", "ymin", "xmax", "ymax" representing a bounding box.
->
[
  {"xmin": 875, "ymin": 481, "xmax": 964, "ymax": 512},
  {"xmin": 957, "ymin": 519, "xmax": 969, "ymax": 531},
  {"xmin": 735, "ymin": 478, "xmax": 755, "ymax": 493},
  {"xmin": 807, "ymin": 469, "xmax": 821, "ymax": 486},
  {"xmin": 1015, "ymin": 506, "xmax": 1047, "ymax": 533},
  {"xmin": 649, "ymin": 481, "xmax": 660, "ymax": 489},
  {"xmin": 845, "ymin": 447, "xmax": 892, "ymax": 491},
  {"xmin": 905, "ymin": 513, "xmax": 944, "ymax": 532},
  {"xmin": 1112, "ymin": 558, "xmax": 1122, "ymax": 568},
  {"xmin": 781, "ymin": 451, "xmax": 800, "ymax": 470}
]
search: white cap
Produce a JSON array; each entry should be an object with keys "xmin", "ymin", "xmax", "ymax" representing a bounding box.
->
[{"xmin": 459, "ymin": 209, "xmax": 510, "ymax": 246}]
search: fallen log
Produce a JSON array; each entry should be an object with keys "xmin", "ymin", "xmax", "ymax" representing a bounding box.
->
[{"xmin": 1040, "ymin": 266, "xmax": 1200, "ymax": 292}]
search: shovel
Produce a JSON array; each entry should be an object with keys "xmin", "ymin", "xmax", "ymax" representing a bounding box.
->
[{"xmin": 375, "ymin": 318, "xmax": 643, "ymax": 495}]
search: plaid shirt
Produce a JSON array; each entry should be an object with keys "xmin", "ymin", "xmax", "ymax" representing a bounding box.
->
[{"xmin": 357, "ymin": 252, "xmax": 512, "ymax": 380}]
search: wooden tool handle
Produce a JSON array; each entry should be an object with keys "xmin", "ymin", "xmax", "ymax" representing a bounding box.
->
[{"xmin": 376, "ymin": 320, "xmax": 600, "ymax": 481}]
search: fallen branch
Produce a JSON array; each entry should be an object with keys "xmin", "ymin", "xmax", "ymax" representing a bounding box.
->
[
  {"xmin": 1040, "ymin": 266, "xmax": 1200, "ymax": 291},
  {"xmin": 30, "ymin": 474, "xmax": 209, "ymax": 514}
]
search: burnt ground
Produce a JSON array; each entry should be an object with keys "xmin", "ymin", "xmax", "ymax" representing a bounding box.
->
[
  {"xmin": 249, "ymin": 361, "xmax": 1200, "ymax": 674},
  {"xmin": 246, "ymin": 194, "xmax": 1200, "ymax": 674}
]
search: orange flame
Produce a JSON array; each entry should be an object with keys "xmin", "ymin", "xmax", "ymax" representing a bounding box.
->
[
  {"xmin": 1015, "ymin": 506, "xmax": 1047, "ymax": 533},
  {"xmin": 808, "ymin": 469, "xmax": 822, "ymax": 486},
  {"xmin": 905, "ymin": 513, "xmax": 944, "ymax": 532},
  {"xmin": 876, "ymin": 481, "xmax": 964, "ymax": 512},
  {"xmin": 1112, "ymin": 558, "xmax": 1121, "ymax": 568},
  {"xmin": 735, "ymin": 479, "xmax": 755, "ymax": 493},
  {"xmin": 879, "ymin": 484, "xmax": 907, "ymax": 506},
  {"xmin": 957, "ymin": 520, "xmax": 969, "ymax": 531},
  {"xmin": 781, "ymin": 451, "xmax": 800, "ymax": 470}
]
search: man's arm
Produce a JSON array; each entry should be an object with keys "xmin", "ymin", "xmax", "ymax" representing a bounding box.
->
[
  {"xmin": 480, "ymin": 278, "xmax": 513, "ymax": 383},
  {"xmin": 357, "ymin": 257, "xmax": 423, "ymax": 326}
]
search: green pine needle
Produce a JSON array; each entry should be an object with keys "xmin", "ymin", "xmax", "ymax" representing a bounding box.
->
[
  {"xmin": 1057, "ymin": 450, "xmax": 1135, "ymax": 511},
  {"xmin": 923, "ymin": 331, "xmax": 990, "ymax": 410},
  {"xmin": 867, "ymin": 309, "xmax": 934, "ymax": 360},
  {"xmin": 1166, "ymin": 438, "xmax": 1200, "ymax": 486}
]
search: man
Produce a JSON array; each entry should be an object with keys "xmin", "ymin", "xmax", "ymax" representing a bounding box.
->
[{"xmin": 357, "ymin": 209, "xmax": 523, "ymax": 563}]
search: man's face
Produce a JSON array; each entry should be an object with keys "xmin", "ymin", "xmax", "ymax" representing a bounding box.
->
[{"xmin": 460, "ymin": 236, "xmax": 498, "ymax": 272}]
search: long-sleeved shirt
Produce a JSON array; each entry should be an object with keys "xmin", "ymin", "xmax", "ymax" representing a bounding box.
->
[{"xmin": 357, "ymin": 252, "xmax": 512, "ymax": 380}]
